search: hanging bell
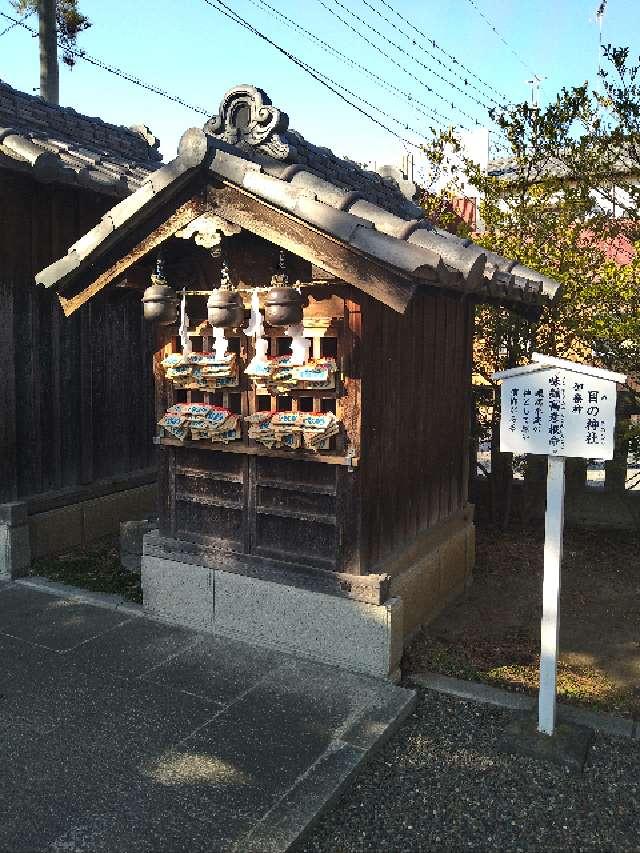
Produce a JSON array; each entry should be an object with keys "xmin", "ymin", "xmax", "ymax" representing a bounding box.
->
[
  {"xmin": 207, "ymin": 289, "xmax": 245, "ymax": 328},
  {"xmin": 264, "ymin": 286, "xmax": 304, "ymax": 327},
  {"xmin": 264, "ymin": 252, "xmax": 303, "ymax": 327},
  {"xmin": 142, "ymin": 257, "xmax": 178, "ymax": 324},
  {"xmin": 207, "ymin": 259, "xmax": 245, "ymax": 328}
]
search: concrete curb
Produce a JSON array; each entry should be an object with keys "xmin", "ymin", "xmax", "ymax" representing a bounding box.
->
[
  {"xmin": 14, "ymin": 577, "xmax": 145, "ymax": 618},
  {"xmin": 411, "ymin": 671, "xmax": 638, "ymax": 740},
  {"xmin": 280, "ymin": 688, "xmax": 418, "ymax": 852}
]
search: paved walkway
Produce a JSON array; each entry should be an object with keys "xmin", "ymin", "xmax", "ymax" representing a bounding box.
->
[{"xmin": 0, "ymin": 580, "xmax": 415, "ymax": 853}]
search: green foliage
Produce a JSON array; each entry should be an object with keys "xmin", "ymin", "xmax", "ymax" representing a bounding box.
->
[
  {"xmin": 13, "ymin": 0, "xmax": 90, "ymax": 66},
  {"xmin": 421, "ymin": 45, "xmax": 640, "ymax": 454}
]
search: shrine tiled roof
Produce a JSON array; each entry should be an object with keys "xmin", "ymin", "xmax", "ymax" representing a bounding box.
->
[
  {"xmin": 36, "ymin": 84, "xmax": 561, "ymax": 311},
  {"xmin": 0, "ymin": 78, "xmax": 162, "ymax": 197}
]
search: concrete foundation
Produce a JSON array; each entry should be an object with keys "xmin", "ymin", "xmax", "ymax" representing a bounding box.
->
[
  {"xmin": 215, "ymin": 570, "xmax": 403, "ymax": 680},
  {"xmin": 29, "ymin": 483, "xmax": 157, "ymax": 559},
  {"xmin": 142, "ymin": 555, "xmax": 214, "ymax": 631},
  {"xmin": 140, "ymin": 508, "xmax": 474, "ymax": 680},
  {"xmin": 388, "ymin": 508, "xmax": 475, "ymax": 639},
  {"xmin": 140, "ymin": 545, "xmax": 403, "ymax": 680}
]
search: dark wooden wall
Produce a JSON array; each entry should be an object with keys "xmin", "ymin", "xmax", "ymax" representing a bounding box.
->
[
  {"xmin": 359, "ymin": 286, "xmax": 473, "ymax": 569},
  {"xmin": 0, "ymin": 173, "xmax": 156, "ymax": 504}
]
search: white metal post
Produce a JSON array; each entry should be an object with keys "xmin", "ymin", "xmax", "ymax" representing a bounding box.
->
[{"xmin": 538, "ymin": 455, "xmax": 566, "ymax": 736}]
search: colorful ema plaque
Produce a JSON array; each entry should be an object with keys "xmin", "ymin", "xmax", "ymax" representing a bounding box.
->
[
  {"xmin": 158, "ymin": 404, "xmax": 241, "ymax": 443},
  {"xmin": 492, "ymin": 354, "xmax": 626, "ymax": 460}
]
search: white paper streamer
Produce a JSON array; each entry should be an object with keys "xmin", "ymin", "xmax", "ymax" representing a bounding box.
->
[{"xmin": 179, "ymin": 290, "xmax": 192, "ymax": 355}]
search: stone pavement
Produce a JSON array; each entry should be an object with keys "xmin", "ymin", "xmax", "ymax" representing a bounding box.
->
[{"xmin": 0, "ymin": 579, "xmax": 415, "ymax": 853}]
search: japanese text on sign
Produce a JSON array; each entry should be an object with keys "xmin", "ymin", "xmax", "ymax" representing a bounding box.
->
[{"xmin": 499, "ymin": 369, "xmax": 617, "ymax": 459}]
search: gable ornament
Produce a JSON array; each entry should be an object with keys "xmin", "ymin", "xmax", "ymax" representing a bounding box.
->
[{"xmin": 204, "ymin": 85, "xmax": 292, "ymax": 159}]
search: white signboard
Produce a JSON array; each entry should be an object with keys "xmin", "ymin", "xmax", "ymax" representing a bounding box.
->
[
  {"xmin": 499, "ymin": 369, "xmax": 617, "ymax": 460},
  {"xmin": 491, "ymin": 354, "xmax": 626, "ymax": 738}
]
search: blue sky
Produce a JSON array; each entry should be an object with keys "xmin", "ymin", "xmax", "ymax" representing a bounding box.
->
[{"xmin": 0, "ymin": 0, "xmax": 638, "ymax": 167}]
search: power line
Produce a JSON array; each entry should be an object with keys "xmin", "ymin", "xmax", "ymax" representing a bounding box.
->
[
  {"xmin": 310, "ymin": 0, "xmax": 484, "ymax": 128},
  {"xmin": 460, "ymin": 0, "xmax": 536, "ymax": 75},
  {"xmin": 0, "ymin": 6, "xmax": 33, "ymax": 38},
  {"xmin": 315, "ymin": 0, "xmax": 496, "ymax": 114},
  {"xmin": 369, "ymin": 0, "xmax": 508, "ymax": 101},
  {"xmin": 0, "ymin": 11, "xmax": 211, "ymax": 115},
  {"xmin": 359, "ymin": 0, "xmax": 506, "ymax": 105},
  {"xmin": 206, "ymin": 1, "xmax": 512, "ymax": 160},
  {"xmin": 312, "ymin": 0, "xmax": 512, "ymax": 150},
  {"xmin": 201, "ymin": 0, "xmax": 425, "ymax": 149},
  {"xmin": 247, "ymin": 0, "xmax": 461, "ymax": 131}
]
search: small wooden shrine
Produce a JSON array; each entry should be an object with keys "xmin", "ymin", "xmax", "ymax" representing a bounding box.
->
[{"xmin": 37, "ymin": 85, "xmax": 560, "ymax": 678}]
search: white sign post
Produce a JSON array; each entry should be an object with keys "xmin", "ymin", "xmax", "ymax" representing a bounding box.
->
[{"xmin": 492, "ymin": 354, "xmax": 626, "ymax": 736}]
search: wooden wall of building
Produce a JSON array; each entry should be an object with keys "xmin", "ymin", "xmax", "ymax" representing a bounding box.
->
[
  {"xmin": 359, "ymin": 286, "xmax": 473, "ymax": 569},
  {"xmin": 0, "ymin": 173, "xmax": 156, "ymax": 504}
]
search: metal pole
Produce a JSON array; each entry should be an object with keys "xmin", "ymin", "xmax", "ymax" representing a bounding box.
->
[
  {"xmin": 538, "ymin": 454, "xmax": 566, "ymax": 736},
  {"xmin": 39, "ymin": 0, "xmax": 59, "ymax": 105}
]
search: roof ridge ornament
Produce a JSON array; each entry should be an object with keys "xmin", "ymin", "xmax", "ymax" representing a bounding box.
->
[{"xmin": 204, "ymin": 85, "xmax": 292, "ymax": 160}]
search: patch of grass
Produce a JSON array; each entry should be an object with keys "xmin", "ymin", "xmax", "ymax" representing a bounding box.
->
[
  {"xmin": 28, "ymin": 542, "xmax": 142, "ymax": 603},
  {"xmin": 404, "ymin": 522, "xmax": 640, "ymax": 720},
  {"xmin": 405, "ymin": 631, "xmax": 640, "ymax": 718}
]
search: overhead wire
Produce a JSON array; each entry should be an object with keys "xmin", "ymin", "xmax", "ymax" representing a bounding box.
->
[
  {"xmin": 312, "ymin": 0, "xmax": 511, "ymax": 150},
  {"xmin": 246, "ymin": 0, "xmax": 510, "ymax": 156},
  {"xmin": 0, "ymin": 6, "xmax": 33, "ymax": 38},
  {"xmin": 359, "ymin": 0, "xmax": 506, "ymax": 106},
  {"xmin": 315, "ymin": 0, "xmax": 496, "ymax": 114},
  {"xmin": 1, "ymin": 3, "xmax": 512, "ymax": 168},
  {"xmin": 246, "ymin": 0, "xmax": 463, "ymax": 131},
  {"xmin": 210, "ymin": 0, "xmax": 512, "ymax": 160},
  {"xmin": 366, "ymin": 0, "xmax": 508, "ymax": 101},
  {"xmin": 460, "ymin": 0, "xmax": 536, "ymax": 75},
  {"xmin": 0, "ymin": 10, "xmax": 212, "ymax": 115},
  {"xmin": 200, "ymin": 0, "xmax": 442, "ymax": 150}
]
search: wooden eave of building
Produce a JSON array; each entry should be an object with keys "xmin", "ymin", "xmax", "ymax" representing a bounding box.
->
[{"xmin": 35, "ymin": 84, "xmax": 562, "ymax": 314}]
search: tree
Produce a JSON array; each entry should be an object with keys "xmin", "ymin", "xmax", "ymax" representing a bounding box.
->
[
  {"xmin": 12, "ymin": 0, "xmax": 90, "ymax": 104},
  {"xmin": 422, "ymin": 45, "xmax": 640, "ymax": 521}
]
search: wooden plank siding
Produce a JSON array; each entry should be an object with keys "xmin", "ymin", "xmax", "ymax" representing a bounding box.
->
[
  {"xmin": 359, "ymin": 287, "xmax": 473, "ymax": 570},
  {"xmin": 0, "ymin": 173, "xmax": 156, "ymax": 503}
]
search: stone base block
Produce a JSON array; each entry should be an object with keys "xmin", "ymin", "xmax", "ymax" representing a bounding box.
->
[
  {"xmin": 141, "ymin": 555, "xmax": 214, "ymax": 631},
  {"xmin": 120, "ymin": 518, "xmax": 159, "ymax": 573},
  {"xmin": 29, "ymin": 483, "xmax": 157, "ymax": 559},
  {"xmin": 389, "ymin": 510, "xmax": 475, "ymax": 639},
  {"xmin": 140, "ymin": 541, "xmax": 403, "ymax": 680},
  {"xmin": 214, "ymin": 570, "xmax": 403, "ymax": 680},
  {"xmin": 0, "ymin": 503, "xmax": 31, "ymax": 579}
]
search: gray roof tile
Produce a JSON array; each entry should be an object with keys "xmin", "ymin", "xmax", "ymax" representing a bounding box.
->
[
  {"xmin": 36, "ymin": 84, "xmax": 560, "ymax": 310},
  {"xmin": 0, "ymin": 78, "xmax": 162, "ymax": 196}
]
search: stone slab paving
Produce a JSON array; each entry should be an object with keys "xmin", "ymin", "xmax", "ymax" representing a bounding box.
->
[{"xmin": 0, "ymin": 580, "xmax": 415, "ymax": 853}]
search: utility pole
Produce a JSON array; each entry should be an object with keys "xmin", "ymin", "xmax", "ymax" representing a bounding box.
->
[{"xmin": 39, "ymin": 0, "xmax": 59, "ymax": 104}]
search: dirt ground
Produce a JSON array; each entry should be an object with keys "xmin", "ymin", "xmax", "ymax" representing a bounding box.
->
[{"xmin": 404, "ymin": 522, "xmax": 640, "ymax": 717}]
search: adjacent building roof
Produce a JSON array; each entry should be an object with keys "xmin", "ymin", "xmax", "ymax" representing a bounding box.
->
[
  {"xmin": 0, "ymin": 78, "xmax": 162, "ymax": 197},
  {"xmin": 36, "ymin": 84, "xmax": 561, "ymax": 313},
  {"xmin": 488, "ymin": 145, "xmax": 640, "ymax": 184}
]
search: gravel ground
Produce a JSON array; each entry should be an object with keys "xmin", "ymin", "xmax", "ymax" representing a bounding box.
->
[{"xmin": 301, "ymin": 690, "xmax": 640, "ymax": 852}]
